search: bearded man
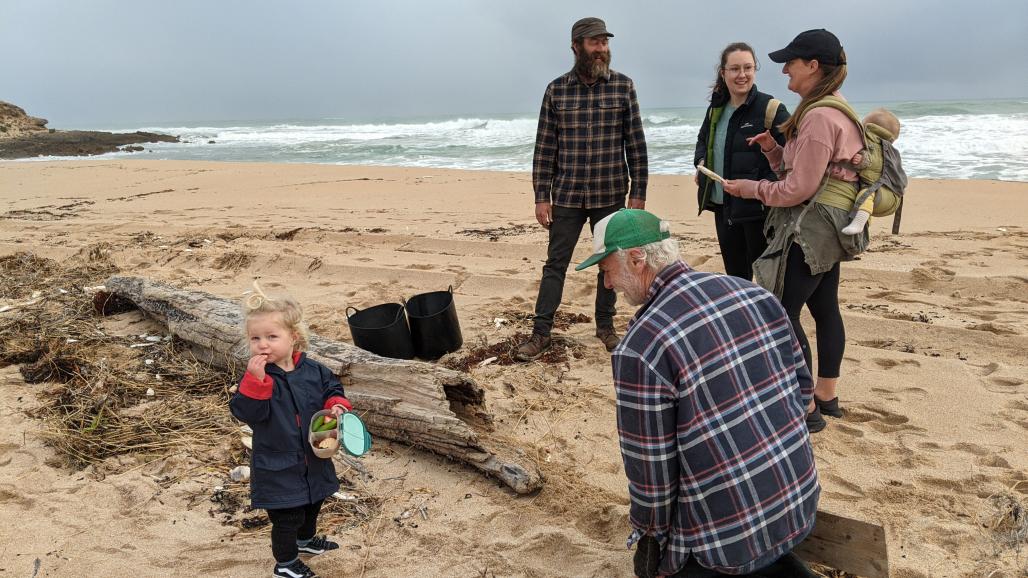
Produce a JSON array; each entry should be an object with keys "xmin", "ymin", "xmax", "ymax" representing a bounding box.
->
[{"xmin": 515, "ymin": 17, "xmax": 649, "ymax": 362}]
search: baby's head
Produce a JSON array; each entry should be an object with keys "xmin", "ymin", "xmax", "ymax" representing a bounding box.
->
[
  {"xmin": 243, "ymin": 282, "xmax": 310, "ymax": 359},
  {"xmin": 863, "ymin": 108, "xmax": 900, "ymax": 141}
]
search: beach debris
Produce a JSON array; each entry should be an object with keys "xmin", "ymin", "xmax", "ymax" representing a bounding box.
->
[
  {"xmin": 146, "ymin": 388, "xmax": 155, "ymax": 396},
  {"xmin": 105, "ymin": 274, "xmax": 544, "ymax": 495},
  {"xmin": 144, "ymin": 359, "xmax": 154, "ymax": 365},
  {"xmin": 241, "ymin": 436, "xmax": 253, "ymax": 450},
  {"xmin": 478, "ymin": 356, "xmax": 498, "ymax": 368},
  {"xmin": 332, "ymin": 491, "xmax": 359, "ymax": 502},
  {"xmin": 493, "ymin": 317, "xmax": 507, "ymax": 328},
  {"xmin": 229, "ymin": 465, "xmax": 250, "ymax": 482},
  {"xmin": 239, "ymin": 424, "xmax": 253, "ymax": 435}
]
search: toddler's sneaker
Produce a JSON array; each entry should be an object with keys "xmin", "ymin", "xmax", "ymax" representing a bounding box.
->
[
  {"xmin": 297, "ymin": 535, "xmax": 340, "ymax": 556},
  {"xmin": 273, "ymin": 558, "xmax": 318, "ymax": 578}
]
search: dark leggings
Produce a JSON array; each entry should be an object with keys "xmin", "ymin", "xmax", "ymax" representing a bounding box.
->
[
  {"xmin": 713, "ymin": 207, "xmax": 767, "ymax": 281},
  {"xmin": 780, "ymin": 243, "xmax": 844, "ymax": 378},
  {"xmin": 267, "ymin": 500, "xmax": 324, "ymax": 563}
]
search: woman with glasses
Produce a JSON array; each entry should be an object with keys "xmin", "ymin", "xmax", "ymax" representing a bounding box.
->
[
  {"xmin": 723, "ymin": 29, "xmax": 862, "ymax": 433},
  {"xmin": 694, "ymin": 42, "xmax": 789, "ymax": 281}
]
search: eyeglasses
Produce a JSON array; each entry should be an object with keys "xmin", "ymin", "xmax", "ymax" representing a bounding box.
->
[{"xmin": 723, "ymin": 65, "xmax": 756, "ymax": 75}]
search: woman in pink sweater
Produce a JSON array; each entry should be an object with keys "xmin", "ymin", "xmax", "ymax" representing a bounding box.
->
[{"xmin": 723, "ymin": 29, "xmax": 863, "ymax": 433}]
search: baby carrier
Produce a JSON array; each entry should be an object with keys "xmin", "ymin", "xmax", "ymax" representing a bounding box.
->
[{"xmin": 808, "ymin": 96, "xmax": 908, "ymax": 219}]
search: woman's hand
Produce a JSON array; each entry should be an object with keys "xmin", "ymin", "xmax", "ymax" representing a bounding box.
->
[
  {"xmin": 246, "ymin": 354, "xmax": 268, "ymax": 381},
  {"xmin": 721, "ymin": 179, "xmax": 753, "ymax": 199},
  {"xmin": 746, "ymin": 130, "xmax": 777, "ymax": 153}
]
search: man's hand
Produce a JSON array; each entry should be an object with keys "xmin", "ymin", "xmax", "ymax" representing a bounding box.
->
[
  {"xmin": 535, "ymin": 202, "xmax": 552, "ymax": 229},
  {"xmin": 746, "ymin": 130, "xmax": 777, "ymax": 153},
  {"xmin": 246, "ymin": 354, "xmax": 268, "ymax": 382},
  {"xmin": 694, "ymin": 159, "xmax": 704, "ymax": 186},
  {"xmin": 633, "ymin": 535, "xmax": 662, "ymax": 578},
  {"xmin": 627, "ymin": 198, "xmax": 645, "ymax": 210}
]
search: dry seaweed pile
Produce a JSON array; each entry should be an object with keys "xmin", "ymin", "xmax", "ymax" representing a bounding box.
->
[
  {"xmin": 1, "ymin": 250, "xmax": 381, "ymax": 533},
  {"xmin": 0, "ymin": 250, "xmax": 238, "ymax": 470},
  {"xmin": 442, "ymin": 332, "xmax": 585, "ymax": 372},
  {"xmin": 498, "ymin": 309, "xmax": 591, "ymax": 331}
]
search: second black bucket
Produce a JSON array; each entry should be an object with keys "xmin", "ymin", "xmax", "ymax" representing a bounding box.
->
[
  {"xmin": 405, "ymin": 286, "xmax": 463, "ymax": 359},
  {"xmin": 346, "ymin": 303, "xmax": 415, "ymax": 360}
]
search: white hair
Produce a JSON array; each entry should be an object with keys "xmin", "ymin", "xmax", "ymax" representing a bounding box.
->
[{"xmin": 614, "ymin": 221, "xmax": 680, "ymax": 271}]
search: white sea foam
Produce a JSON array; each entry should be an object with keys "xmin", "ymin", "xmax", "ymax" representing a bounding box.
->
[{"xmin": 27, "ymin": 100, "xmax": 1028, "ymax": 182}]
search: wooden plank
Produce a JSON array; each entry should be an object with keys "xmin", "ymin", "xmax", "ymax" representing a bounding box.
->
[{"xmin": 794, "ymin": 510, "xmax": 888, "ymax": 578}]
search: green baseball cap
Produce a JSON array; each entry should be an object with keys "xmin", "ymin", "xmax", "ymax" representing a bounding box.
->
[{"xmin": 575, "ymin": 209, "xmax": 670, "ymax": 271}]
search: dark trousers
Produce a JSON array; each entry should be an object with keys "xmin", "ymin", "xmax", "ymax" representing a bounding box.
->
[
  {"xmin": 713, "ymin": 207, "xmax": 767, "ymax": 281},
  {"xmin": 780, "ymin": 243, "xmax": 844, "ymax": 378},
  {"xmin": 267, "ymin": 500, "xmax": 324, "ymax": 564},
  {"xmin": 532, "ymin": 204, "xmax": 621, "ymax": 336},
  {"xmin": 668, "ymin": 552, "xmax": 817, "ymax": 577}
]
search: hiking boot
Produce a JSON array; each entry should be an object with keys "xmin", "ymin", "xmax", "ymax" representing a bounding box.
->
[
  {"xmin": 298, "ymin": 535, "xmax": 339, "ymax": 556},
  {"xmin": 806, "ymin": 406, "xmax": 827, "ymax": 434},
  {"xmin": 596, "ymin": 327, "xmax": 620, "ymax": 352},
  {"xmin": 814, "ymin": 396, "xmax": 843, "ymax": 418},
  {"xmin": 515, "ymin": 333, "xmax": 551, "ymax": 362},
  {"xmin": 273, "ymin": 558, "xmax": 318, "ymax": 578}
]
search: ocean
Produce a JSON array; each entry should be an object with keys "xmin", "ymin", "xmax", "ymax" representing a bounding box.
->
[{"xmin": 36, "ymin": 99, "xmax": 1028, "ymax": 182}]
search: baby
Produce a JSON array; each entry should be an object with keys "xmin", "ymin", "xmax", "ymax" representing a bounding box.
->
[{"xmin": 841, "ymin": 108, "xmax": 901, "ymax": 235}]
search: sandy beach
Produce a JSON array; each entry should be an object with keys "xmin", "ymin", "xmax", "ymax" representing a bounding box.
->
[{"xmin": 1, "ymin": 160, "xmax": 1026, "ymax": 578}]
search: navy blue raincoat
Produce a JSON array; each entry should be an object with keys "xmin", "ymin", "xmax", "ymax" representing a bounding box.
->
[{"xmin": 229, "ymin": 352, "xmax": 350, "ymax": 510}]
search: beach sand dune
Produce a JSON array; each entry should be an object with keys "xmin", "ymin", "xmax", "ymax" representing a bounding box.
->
[{"xmin": 1, "ymin": 160, "xmax": 1026, "ymax": 577}]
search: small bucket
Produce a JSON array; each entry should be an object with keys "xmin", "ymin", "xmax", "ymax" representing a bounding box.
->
[
  {"xmin": 404, "ymin": 286, "xmax": 463, "ymax": 359},
  {"xmin": 346, "ymin": 303, "xmax": 415, "ymax": 360}
]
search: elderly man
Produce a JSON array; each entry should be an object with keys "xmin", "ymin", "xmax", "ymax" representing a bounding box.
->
[
  {"xmin": 576, "ymin": 209, "xmax": 820, "ymax": 577},
  {"xmin": 515, "ymin": 16, "xmax": 648, "ymax": 362}
]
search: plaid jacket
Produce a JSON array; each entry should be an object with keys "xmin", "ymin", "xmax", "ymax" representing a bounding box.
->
[
  {"xmin": 532, "ymin": 69, "xmax": 648, "ymax": 208},
  {"xmin": 613, "ymin": 261, "xmax": 819, "ymax": 575}
]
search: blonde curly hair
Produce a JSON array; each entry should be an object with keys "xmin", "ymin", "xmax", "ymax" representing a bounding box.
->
[{"xmin": 243, "ymin": 280, "xmax": 310, "ymax": 351}]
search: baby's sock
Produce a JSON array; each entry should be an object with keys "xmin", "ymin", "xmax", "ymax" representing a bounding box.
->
[{"xmin": 842, "ymin": 210, "xmax": 870, "ymax": 235}]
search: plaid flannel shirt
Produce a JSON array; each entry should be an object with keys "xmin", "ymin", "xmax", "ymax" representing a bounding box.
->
[
  {"xmin": 533, "ymin": 69, "xmax": 648, "ymax": 208},
  {"xmin": 613, "ymin": 261, "xmax": 820, "ymax": 575}
]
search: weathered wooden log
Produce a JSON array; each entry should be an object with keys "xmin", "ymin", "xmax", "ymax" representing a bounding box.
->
[{"xmin": 105, "ymin": 275, "xmax": 542, "ymax": 494}]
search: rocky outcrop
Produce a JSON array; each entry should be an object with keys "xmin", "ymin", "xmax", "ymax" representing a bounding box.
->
[
  {"xmin": 0, "ymin": 101, "xmax": 49, "ymax": 138},
  {"xmin": 0, "ymin": 100, "xmax": 179, "ymax": 159},
  {"xmin": 0, "ymin": 130, "xmax": 180, "ymax": 159}
]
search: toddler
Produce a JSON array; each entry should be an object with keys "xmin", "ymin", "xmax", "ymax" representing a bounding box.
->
[{"xmin": 229, "ymin": 282, "xmax": 352, "ymax": 578}]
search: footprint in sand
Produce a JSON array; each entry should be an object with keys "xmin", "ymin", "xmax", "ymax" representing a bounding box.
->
[
  {"xmin": 821, "ymin": 472, "xmax": 866, "ymax": 500},
  {"xmin": 872, "ymin": 358, "xmax": 922, "ymax": 369},
  {"xmin": 985, "ymin": 375, "xmax": 1026, "ymax": 394},
  {"xmin": 845, "ymin": 403, "xmax": 923, "ymax": 434},
  {"xmin": 0, "ymin": 484, "xmax": 35, "ymax": 509}
]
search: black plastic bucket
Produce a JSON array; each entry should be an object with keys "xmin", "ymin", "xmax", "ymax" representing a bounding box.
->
[
  {"xmin": 405, "ymin": 286, "xmax": 463, "ymax": 359},
  {"xmin": 346, "ymin": 303, "xmax": 415, "ymax": 360}
]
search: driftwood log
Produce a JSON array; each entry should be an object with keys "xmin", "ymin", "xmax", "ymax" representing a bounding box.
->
[{"xmin": 105, "ymin": 275, "xmax": 542, "ymax": 494}]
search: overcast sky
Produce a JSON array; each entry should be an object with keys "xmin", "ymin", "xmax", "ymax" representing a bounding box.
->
[{"xmin": 3, "ymin": 0, "xmax": 1027, "ymax": 127}]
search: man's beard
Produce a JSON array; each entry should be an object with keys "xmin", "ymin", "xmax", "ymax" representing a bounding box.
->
[{"xmin": 575, "ymin": 46, "xmax": 611, "ymax": 80}]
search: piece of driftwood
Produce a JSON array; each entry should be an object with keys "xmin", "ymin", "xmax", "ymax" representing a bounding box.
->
[
  {"xmin": 795, "ymin": 510, "xmax": 888, "ymax": 578},
  {"xmin": 105, "ymin": 275, "xmax": 542, "ymax": 494}
]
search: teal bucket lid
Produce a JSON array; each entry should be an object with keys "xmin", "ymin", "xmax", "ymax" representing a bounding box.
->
[{"xmin": 340, "ymin": 412, "xmax": 372, "ymax": 456}]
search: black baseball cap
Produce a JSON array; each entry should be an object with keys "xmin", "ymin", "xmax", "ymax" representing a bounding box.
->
[
  {"xmin": 768, "ymin": 29, "xmax": 845, "ymax": 65},
  {"xmin": 571, "ymin": 17, "xmax": 613, "ymax": 40}
]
